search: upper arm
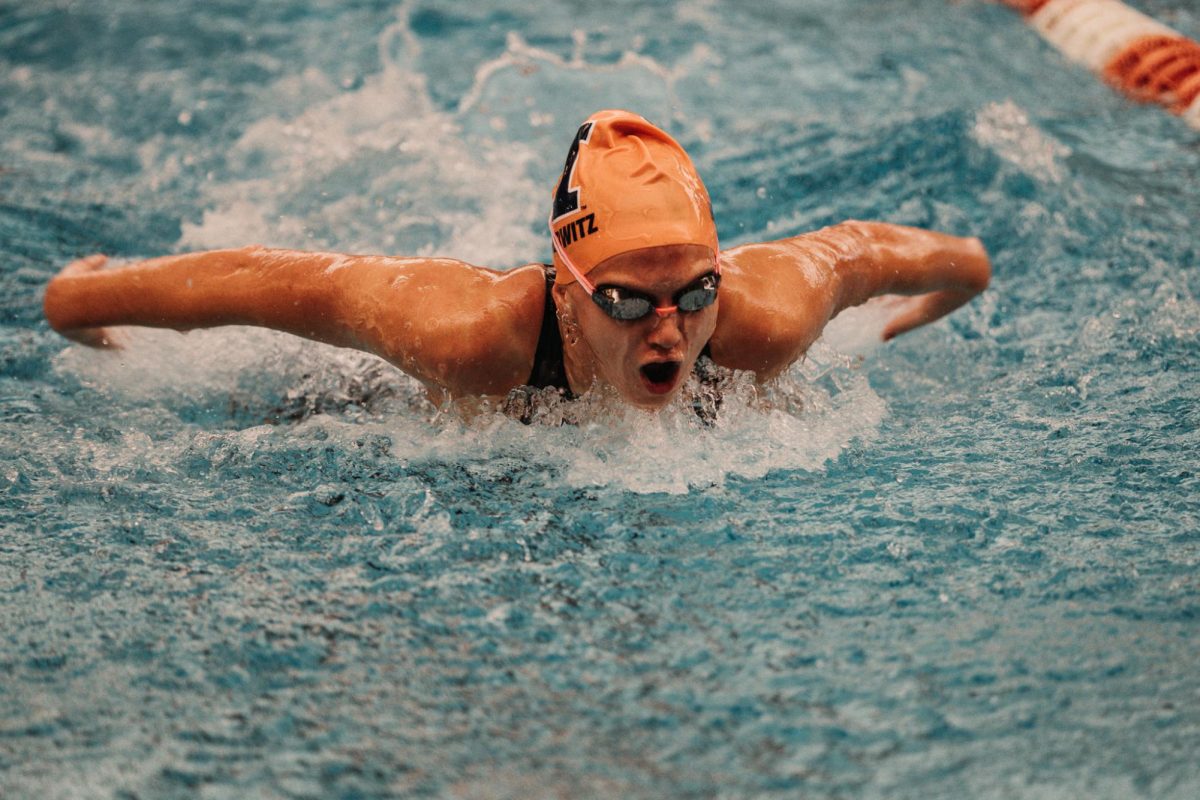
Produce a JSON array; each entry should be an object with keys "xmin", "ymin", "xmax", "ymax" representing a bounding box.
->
[
  {"xmin": 708, "ymin": 235, "xmax": 846, "ymax": 378},
  {"xmin": 329, "ymin": 258, "xmax": 546, "ymax": 397}
]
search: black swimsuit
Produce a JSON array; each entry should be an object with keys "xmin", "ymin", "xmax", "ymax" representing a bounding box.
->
[{"xmin": 526, "ymin": 265, "xmax": 573, "ymax": 396}]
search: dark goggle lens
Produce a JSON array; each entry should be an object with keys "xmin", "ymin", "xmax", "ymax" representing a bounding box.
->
[
  {"xmin": 593, "ymin": 273, "xmax": 720, "ymax": 321},
  {"xmin": 593, "ymin": 291, "xmax": 653, "ymax": 320},
  {"xmin": 677, "ymin": 275, "xmax": 719, "ymax": 311}
]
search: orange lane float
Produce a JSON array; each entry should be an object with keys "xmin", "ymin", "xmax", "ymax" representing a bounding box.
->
[{"xmin": 996, "ymin": 0, "xmax": 1200, "ymax": 128}]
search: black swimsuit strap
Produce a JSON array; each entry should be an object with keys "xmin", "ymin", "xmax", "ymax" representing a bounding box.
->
[{"xmin": 527, "ymin": 265, "xmax": 573, "ymax": 396}]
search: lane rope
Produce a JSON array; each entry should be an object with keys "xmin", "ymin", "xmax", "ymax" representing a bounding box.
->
[{"xmin": 996, "ymin": 0, "xmax": 1200, "ymax": 128}]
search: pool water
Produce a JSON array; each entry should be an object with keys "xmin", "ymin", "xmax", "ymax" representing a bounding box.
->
[{"xmin": 2, "ymin": 0, "xmax": 1199, "ymax": 797}]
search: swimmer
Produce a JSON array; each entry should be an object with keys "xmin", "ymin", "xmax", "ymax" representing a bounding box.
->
[{"xmin": 43, "ymin": 109, "xmax": 991, "ymax": 411}]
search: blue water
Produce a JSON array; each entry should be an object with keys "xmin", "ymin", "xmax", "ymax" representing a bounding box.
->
[{"xmin": 3, "ymin": 0, "xmax": 1199, "ymax": 797}]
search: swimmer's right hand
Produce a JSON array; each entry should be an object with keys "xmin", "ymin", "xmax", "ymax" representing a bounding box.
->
[{"xmin": 44, "ymin": 254, "xmax": 126, "ymax": 349}]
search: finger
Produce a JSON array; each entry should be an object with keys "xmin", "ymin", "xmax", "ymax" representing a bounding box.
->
[
  {"xmin": 881, "ymin": 305, "xmax": 928, "ymax": 341},
  {"xmin": 61, "ymin": 254, "xmax": 109, "ymax": 276},
  {"xmin": 869, "ymin": 294, "xmax": 910, "ymax": 310},
  {"xmin": 63, "ymin": 326, "xmax": 126, "ymax": 350}
]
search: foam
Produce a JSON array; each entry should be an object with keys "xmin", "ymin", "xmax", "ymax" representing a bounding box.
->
[
  {"xmin": 972, "ymin": 100, "xmax": 1070, "ymax": 184},
  {"xmin": 415, "ymin": 350, "xmax": 885, "ymax": 495},
  {"xmin": 51, "ymin": 325, "xmax": 884, "ymax": 496},
  {"xmin": 52, "ymin": 327, "xmax": 333, "ymax": 403},
  {"xmin": 177, "ymin": 15, "xmax": 543, "ymax": 268}
]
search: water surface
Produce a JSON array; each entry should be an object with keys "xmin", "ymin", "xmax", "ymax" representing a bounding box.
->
[{"xmin": 2, "ymin": 1, "xmax": 1198, "ymax": 797}]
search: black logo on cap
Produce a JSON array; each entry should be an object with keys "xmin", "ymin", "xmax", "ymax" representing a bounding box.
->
[{"xmin": 551, "ymin": 122, "xmax": 594, "ymax": 222}]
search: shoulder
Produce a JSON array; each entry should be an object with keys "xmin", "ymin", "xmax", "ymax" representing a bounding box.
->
[
  {"xmin": 709, "ymin": 225, "xmax": 868, "ymax": 378},
  {"xmin": 344, "ymin": 259, "xmax": 548, "ymax": 397},
  {"xmin": 468, "ymin": 264, "xmax": 549, "ymax": 369},
  {"xmin": 456, "ymin": 264, "xmax": 549, "ymax": 394},
  {"xmin": 414, "ymin": 262, "xmax": 549, "ymax": 396}
]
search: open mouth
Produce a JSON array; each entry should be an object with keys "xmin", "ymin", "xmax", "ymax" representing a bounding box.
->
[{"xmin": 639, "ymin": 361, "xmax": 681, "ymax": 394}]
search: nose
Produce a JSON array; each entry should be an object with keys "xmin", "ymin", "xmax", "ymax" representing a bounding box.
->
[{"xmin": 646, "ymin": 308, "xmax": 683, "ymax": 350}]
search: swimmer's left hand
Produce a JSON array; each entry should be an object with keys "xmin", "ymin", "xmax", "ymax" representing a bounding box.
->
[
  {"xmin": 880, "ymin": 289, "xmax": 979, "ymax": 341},
  {"xmin": 45, "ymin": 254, "xmax": 127, "ymax": 349}
]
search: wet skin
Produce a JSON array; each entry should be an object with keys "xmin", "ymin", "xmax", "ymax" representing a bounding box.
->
[
  {"xmin": 43, "ymin": 222, "xmax": 991, "ymax": 408},
  {"xmin": 552, "ymin": 244, "xmax": 718, "ymax": 409}
]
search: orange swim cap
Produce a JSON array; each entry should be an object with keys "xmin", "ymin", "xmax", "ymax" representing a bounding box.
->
[{"xmin": 549, "ymin": 110, "xmax": 718, "ymax": 285}]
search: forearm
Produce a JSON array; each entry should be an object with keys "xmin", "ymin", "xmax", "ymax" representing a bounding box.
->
[
  {"xmin": 832, "ymin": 221, "xmax": 991, "ymax": 310},
  {"xmin": 44, "ymin": 247, "xmax": 356, "ymax": 346}
]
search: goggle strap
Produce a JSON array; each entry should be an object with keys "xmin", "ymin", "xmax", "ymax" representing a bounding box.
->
[
  {"xmin": 549, "ymin": 212, "xmax": 721, "ymax": 323},
  {"xmin": 549, "ymin": 218, "xmax": 598, "ymax": 292}
]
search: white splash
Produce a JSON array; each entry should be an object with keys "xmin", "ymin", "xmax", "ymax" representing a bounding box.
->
[
  {"xmin": 176, "ymin": 12, "xmax": 544, "ymax": 269},
  {"xmin": 53, "ymin": 324, "xmax": 884, "ymax": 496},
  {"xmin": 455, "ymin": 28, "xmax": 716, "ymax": 144},
  {"xmin": 406, "ymin": 340, "xmax": 886, "ymax": 495},
  {"xmin": 972, "ymin": 100, "xmax": 1070, "ymax": 184}
]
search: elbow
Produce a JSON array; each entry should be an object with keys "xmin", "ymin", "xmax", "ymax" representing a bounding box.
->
[{"xmin": 965, "ymin": 236, "xmax": 992, "ymax": 295}]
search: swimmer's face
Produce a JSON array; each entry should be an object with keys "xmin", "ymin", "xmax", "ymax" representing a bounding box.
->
[{"xmin": 556, "ymin": 244, "xmax": 719, "ymax": 409}]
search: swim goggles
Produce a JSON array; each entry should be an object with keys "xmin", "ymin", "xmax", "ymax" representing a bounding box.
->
[{"xmin": 549, "ymin": 218, "xmax": 721, "ymax": 322}]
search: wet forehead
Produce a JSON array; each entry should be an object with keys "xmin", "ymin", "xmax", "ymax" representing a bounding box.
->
[{"xmin": 588, "ymin": 244, "xmax": 715, "ymax": 291}]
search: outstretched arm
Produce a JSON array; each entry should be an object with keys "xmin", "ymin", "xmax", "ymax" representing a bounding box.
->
[
  {"xmin": 43, "ymin": 247, "xmax": 546, "ymax": 398},
  {"xmin": 45, "ymin": 248, "xmax": 366, "ymax": 348},
  {"xmin": 711, "ymin": 221, "xmax": 991, "ymax": 378}
]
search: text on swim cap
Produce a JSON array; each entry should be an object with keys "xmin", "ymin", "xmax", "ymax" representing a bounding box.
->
[{"xmin": 554, "ymin": 213, "xmax": 599, "ymax": 248}]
